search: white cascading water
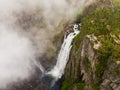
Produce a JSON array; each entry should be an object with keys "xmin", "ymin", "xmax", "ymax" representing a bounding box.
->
[{"xmin": 46, "ymin": 24, "xmax": 80, "ymax": 83}]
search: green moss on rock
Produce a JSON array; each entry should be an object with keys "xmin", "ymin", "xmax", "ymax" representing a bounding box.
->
[{"xmin": 61, "ymin": 79, "xmax": 85, "ymax": 90}]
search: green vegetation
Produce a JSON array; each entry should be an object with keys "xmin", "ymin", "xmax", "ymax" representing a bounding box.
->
[
  {"xmin": 61, "ymin": 79, "xmax": 73, "ymax": 90},
  {"xmin": 92, "ymin": 84, "xmax": 100, "ymax": 90},
  {"xmin": 80, "ymin": 7, "xmax": 120, "ymax": 36},
  {"xmin": 84, "ymin": 57, "xmax": 91, "ymax": 71},
  {"xmin": 78, "ymin": 4, "xmax": 120, "ymax": 83},
  {"xmin": 74, "ymin": 6, "xmax": 120, "ymax": 60},
  {"xmin": 63, "ymin": 1, "xmax": 120, "ymax": 90},
  {"xmin": 112, "ymin": 0, "xmax": 120, "ymax": 7},
  {"xmin": 61, "ymin": 79, "xmax": 85, "ymax": 90},
  {"xmin": 95, "ymin": 38, "xmax": 114, "ymax": 80},
  {"xmin": 76, "ymin": 81, "xmax": 85, "ymax": 90},
  {"xmin": 73, "ymin": 33, "xmax": 81, "ymax": 51},
  {"xmin": 74, "ymin": 7, "xmax": 120, "ymax": 52}
]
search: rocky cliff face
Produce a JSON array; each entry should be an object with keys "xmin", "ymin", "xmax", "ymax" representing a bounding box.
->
[
  {"xmin": 62, "ymin": 1, "xmax": 120, "ymax": 90},
  {"xmin": 64, "ymin": 35, "xmax": 120, "ymax": 90}
]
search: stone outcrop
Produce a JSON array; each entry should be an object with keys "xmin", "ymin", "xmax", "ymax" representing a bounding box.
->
[{"xmin": 64, "ymin": 34, "xmax": 120, "ymax": 90}]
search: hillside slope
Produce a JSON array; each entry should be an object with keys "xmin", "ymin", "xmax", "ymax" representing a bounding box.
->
[{"xmin": 62, "ymin": 0, "xmax": 120, "ymax": 90}]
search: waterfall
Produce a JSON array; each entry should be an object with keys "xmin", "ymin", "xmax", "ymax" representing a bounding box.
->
[{"xmin": 46, "ymin": 24, "xmax": 80, "ymax": 84}]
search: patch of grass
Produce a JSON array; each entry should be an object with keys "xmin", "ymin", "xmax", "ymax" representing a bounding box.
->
[
  {"xmin": 80, "ymin": 7, "xmax": 120, "ymax": 36},
  {"xmin": 112, "ymin": 0, "xmax": 120, "ymax": 7},
  {"xmin": 111, "ymin": 44, "xmax": 120, "ymax": 61},
  {"xmin": 95, "ymin": 38, "xmax": 113, "ymax": 82},
  {"xmin": 76, "ymin": 81, "xmax": 85, "ymax": 90},
  {"xmin": 61, "ymin": 79, "xmax": 74, "ymax": 90},
  {"xmin": 74, "ymin": 5, "xmax": 120, "ymax": 52},
  {"xmin": 84, "ymin": 57, "xmax": 91, "ymax": 71},
  {"xmin": 92, "ymin": 84, "xmax": 100, "ymax": 90},
  {"xmin": 61, "ymin": 79, "xmax": 85, "ymax": 90},
  {"xmin": 73, "ymin": 33, "xmax": 81, "ymax": 51}
]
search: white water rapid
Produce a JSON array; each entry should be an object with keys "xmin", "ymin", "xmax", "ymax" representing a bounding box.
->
[{"xmin": 46, "ymin": 25, "xmax": 80, "ymax": 82}]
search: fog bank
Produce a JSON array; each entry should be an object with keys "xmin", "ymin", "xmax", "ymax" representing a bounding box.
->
[{"xmin": 0, "ymin": 0, "xmax": 95, "ymax": 89}]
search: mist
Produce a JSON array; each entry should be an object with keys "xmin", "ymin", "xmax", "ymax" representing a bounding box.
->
[
  {"xmin": 0, "ymin": 0, "xmax": 95, "ymax": 89},
  {"xmin": 0, "ymin": 26, "xmax": 37, "ymax": 88}
]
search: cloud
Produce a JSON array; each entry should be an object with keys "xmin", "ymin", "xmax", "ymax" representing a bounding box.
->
[
  {"xmin": 0, "ymin": 25, "xmax": 37, "ymax": 88},
  {"xmin": 0, "ymin": 0, "xmax": 95, "ymax": 89}
]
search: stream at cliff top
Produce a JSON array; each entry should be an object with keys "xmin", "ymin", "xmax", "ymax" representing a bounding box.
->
[{"xmin": 40, "ymin": 24, "xmax": 80, "ymax": 90}]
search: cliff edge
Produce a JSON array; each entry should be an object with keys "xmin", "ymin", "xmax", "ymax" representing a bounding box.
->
[{"xmin": 62, "ymin": 0, "xmax": 120, "ymax": 90}]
